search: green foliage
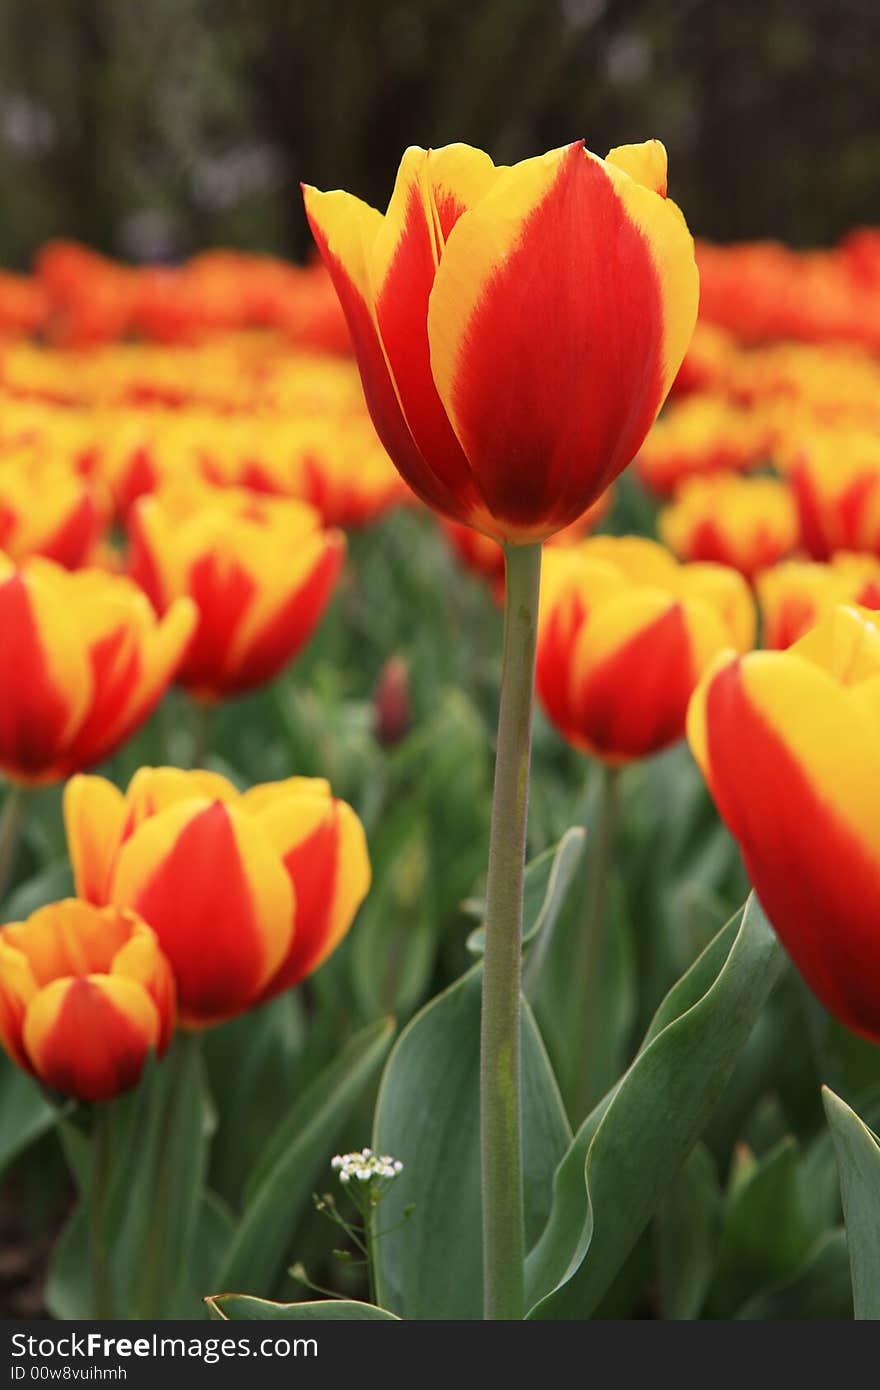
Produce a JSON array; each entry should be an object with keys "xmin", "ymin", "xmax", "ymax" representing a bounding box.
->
[{"xmin": 823, "ymin": 1086, "xmax": 880, "ymax": 1319}]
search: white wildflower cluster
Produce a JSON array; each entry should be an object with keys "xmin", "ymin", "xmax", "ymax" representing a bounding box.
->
[{"xmin": 331, "ymin": 1148, "xmax": 404, "ymax": 1185}]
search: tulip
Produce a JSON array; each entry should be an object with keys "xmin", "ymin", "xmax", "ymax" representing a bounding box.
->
[
  {"xmin": 127, "ymin": 482, "xmax": 345, "ymax": 701},
  {"xmin": 0, "ymin": 555, "xmax": 196, "ymax": 784},
  {"xmin": 0, "ymin": 456, "xmax": 106, "ymax": 568},
  {"xmin": 757, "ymin": 553, "xmax": 880, "ymax": 649},
  {"xmin": 687, "ymin": 604, "xmax": 880, "ymax": 1042},
  {"xmin": 658, "ymin": 472, "xmax": 798, "ymax": 579},
  {"xmin": 636, "ymin": 395, "xmax": 772, "ymax": 496},
  {"xmin": 537, "ymin": 536, "xmax": 754, "ymax": 763},
  {"xmin": 779, "ymin": 430, "xmax": 880, "ymax": 560},
  {"xmin": 0, "ymin": 900, "xmax": 175, "ymax": 1102},
  {"xmin": 64, "ymin": 767, "xmax": 370, "ymax": 1025},
  {"xmin": 304, "ymin": 138, "xmax": 698, "ymax": 544}
]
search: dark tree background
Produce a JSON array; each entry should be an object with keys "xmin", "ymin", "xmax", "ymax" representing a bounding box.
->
[{"xmin": 1, "ymin": 0, "xmax": 878, "ymax": 268}]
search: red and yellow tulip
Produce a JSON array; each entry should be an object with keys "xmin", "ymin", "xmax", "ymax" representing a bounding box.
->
[
  {"xmin": 63, "ymin": 767, "xmax": 370, "ymax": 1026},
  {"xmin": 536, "ymin": 536, "xmax": 754, "ymax": 763},
  {"xmin": 128, "ymin": 482, "xmax": 345, "ymax": 701},
  {"xmin": 688, "ymin": 604, "xmax": 880, "ymax": 1043},
  {"xmin": 0, "ymin": 555, "xmax": 196, "ymax": 784},
  {"xmin": 0, "ymin": 901, "xmax": 175, "ymax": 1102},
  {"xmin": 636, "ymin": 395, "xmax": 772, "ymax": 496},
  {"xmin": 757, "ymin": 552, "xmax": 880, "ymax": 649},
  {"xmin": 0, "ymin": 455, "xmax": 106, "ymax": 568},
  {"xmin": 779, "ymin": 429, "xmax": 880, "ymax": 560},
  {"xmin": 304, "ymin": 139, "xmax": 698, "ymax": 543},
  {"xmin": 658, "ymin": 472, "xmax": 798, "ymax": 579}
]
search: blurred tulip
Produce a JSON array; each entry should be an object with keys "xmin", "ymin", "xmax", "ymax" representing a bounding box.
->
[
  {"xmin": 757, "ymin": 552, "xmax": 880, "ymax": 649},
  {"xmin": 373, "ymin": 655, "xmax": 412, "ymax": 747},
  {"xmin": 64, "ymin": 767, "xmax": 369, "ymax": 1025},
  {"xmin": 537, "ymin": 536, "xmax": 754, "ymax": 763},
  {"xmin": 0, "ymin": 455, "xmax": 106, "ymax": 567},
  {"xmin": 780, "ymin": 430, "xmax": 880, "ymax": 559},
  {"xmin": 688, "ymin": 604, "xmax": 880, "ymax": 1042},
  {"xmin": 0, "ymin": 900, "xmax": 175, "ymax": 1102},
  {"xmin": 128, "ymin": 482, "xmax": 344, "ymax": 701},
  {"xmin": 636, "ymin": 395, "xmax": 772, "ymax": 496},
  {"xmin": 304, "ymin": 138, "xmax": 697, "ymax": 543},
  {"xmin": 0, "ymin": 555, "xmax": 196, "ymax": 784},
  {"xmin": 658, "ymin": 472, "xmax": 798, "ymax": 579}
]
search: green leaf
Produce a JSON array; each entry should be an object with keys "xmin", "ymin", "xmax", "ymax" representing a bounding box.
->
[
  {"xmin": 0, "ymin": 1058, "xmax": 57, "ymax": 1176},
  {"xmin": 823, "ymin": 1085, "xmax": 880, "ymax": 1319},
  {"xmin": 466, "ymin": 826, "xmax": 586, "ymax": 959},
  {"xmin": 704, "ymin": 1136, "xmax": 813, "ymax": 1316},
  {"xmin": 218, "ymin": 1016, "xmax": 394, "ymax": 1296},
  {"xmin": 735, "ymin": 1230, "xmax": 853, "ymax": 1320},
  {"xmin": 2, "ymin": 860, "xmax": 73, "ymax": 922},
  {"xmin": 655, "ymin": 1143, "xmax": 720, "ymax": 1319},
  {"xmin": 372, "ymin": 964, "xmax": 571, "ymax": 1320},
  {"xmin": 526, "ymin": 894, "xmax": 784, "ymax": 1318},
  {"xmin": 207, "ymin": 1294, "xmax": 398, "ymax": 1320}
]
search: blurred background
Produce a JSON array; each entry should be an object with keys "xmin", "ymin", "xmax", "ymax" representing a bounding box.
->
[{"xmin": 1, "ymin": 0, "xmax": 879, "ymax": 268}]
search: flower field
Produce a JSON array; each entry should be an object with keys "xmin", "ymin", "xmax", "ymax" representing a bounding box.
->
[{"xmin": 0, "ymin": 140, "xmax": 879, "ymax": 1325}]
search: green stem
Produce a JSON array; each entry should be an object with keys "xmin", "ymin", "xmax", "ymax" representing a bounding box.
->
[
  {"xmin": 89, "ymin": 1105, "xmax": 116, "ymax": 1320},
  {"xmin": 189, "ymin": 701, "xmax": 212, "ymax": 770},
  {"xmin": 480, "ymin": 541, "xmax": 542, "ymax": 1321},
  {"xmin": 566, "ymin": 763, "xmax": 620, "ymax": 1119},
  {"xmin": 0, "ymin": 784, "xmax": 27, "ymax": 906}
]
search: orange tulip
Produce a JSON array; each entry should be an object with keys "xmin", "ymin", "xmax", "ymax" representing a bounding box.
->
[
  {"xmin": 127, "ymin": 482, "xmax": 345, "ymax": 701},
  {"xmin": 0, "ymin": 555, "xmax": 196, "ymax": 784},
  {"xmin": 64, "ymin": 767, "xmax": 370, "ymax": 1026},
  {"xmin": 304, "ymin": 139, "xmax": 697, "ymax": 543},
  {"xmin": 658, "ymin": 472, "xmax": 798, "ymax": 579},
  {"xmin": 688, "ymin": 605, "xmax": 880, "ymax": 1042},
  {"xmin": 537, "ymin": 536, "xmax": 754, "ymax": 763},
  {"xmin": 0, "ymin": 901, "xmax": 175, "ymax": 1102}
]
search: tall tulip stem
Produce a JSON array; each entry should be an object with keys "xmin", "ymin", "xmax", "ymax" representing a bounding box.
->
[
  {"xmin": 89, "ymin": 1105, "xmax": 116, "ymax": 1320},
  {"xmin": 0, "ymin": 784, "xmax": 27, "ymax": 906},
  {"xmin": 480, "ymin": 540, "xmax": 542, "ymax": 1321}
]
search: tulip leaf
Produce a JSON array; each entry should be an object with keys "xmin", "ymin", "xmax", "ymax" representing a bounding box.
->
[
  {"xmin": 2, "ymin": 860, "xmax": 74, "ymax": 923},
  {"xmin": 735, "ymin": 1230, "xmax": 853, "ymax": 1320},
  {"xmin": 466, "ymin": 826, "xmax": 586, "ymax": 958},
  {"xmin": 704, "ymin": 1136, "xmax": 813, "ymax": 1316},
  {"xmin": 526, "ymin": 894, "xmax": 784, "ymax": 1318},
  {"xmin": 206, "ymin": 1293, "xmax": 398, "ymax": 1320},
  {"xmin": 218, "ymin": 1016, "xmax": 394, "ymax": 1296},
  {"xmin": 655, "ymin": 1143, "xmax": 720, "ymax": 1319},
  {"xmin": 822, "ymin": 1085, "xmax": 880, "ymax": 1319},
  {"xmin": 0, "ymin": 1059, "xmax": 57, "ymax": 1176},
  {"xmin": 371, "ymin": 963, "xmax": 571, "ymax": 1320}
]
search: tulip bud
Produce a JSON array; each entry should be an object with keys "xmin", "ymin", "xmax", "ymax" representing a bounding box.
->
[{"xmin": 373, "ymin": 655, "xmax": 411, "ymax": 747}]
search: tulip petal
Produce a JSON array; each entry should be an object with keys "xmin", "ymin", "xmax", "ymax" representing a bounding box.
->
[
  {"xmin": 428, "ymin": 141, "xmax": 698, "ymax": 540},
  {"xmin": 698, "ymin": 655, "xmax": 880, "ymax": 1039},
  {"xmin": 0, "ymin": 569, "xmax": 92, "ymax": 780},
  {"xmin": 110, "ymin": 800, "xmax": 293, "ymax": 1027},
  {"xmin": 64, "ymin": 775, "xmax": 128, "ymax": 904},
  {"xmin": 369, "ymin": 146, "xmax": 499, "ymax": 528},
  {"xmin": 303, "ymin": 183, "xmax": 463, "ymax": 518},
  {"xmin": 255, "ymin": 794, "xmax": 370, "ymax": 996},
  {"xmin": 23, "ymin": 974, "xmax": 159, "ymax": 1103},
  {"xmin": 569, "ymin": 594, "xmax": 713, "ymax": 760}
]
